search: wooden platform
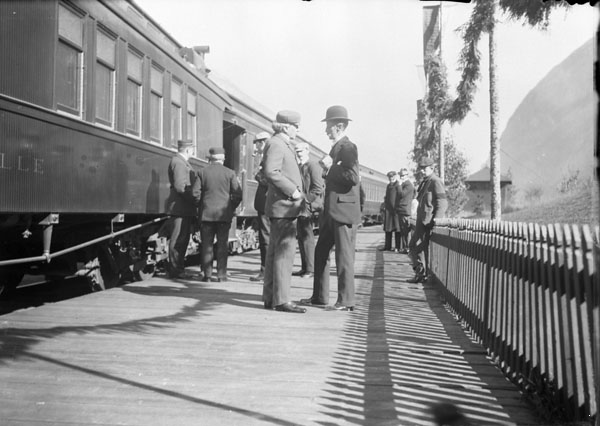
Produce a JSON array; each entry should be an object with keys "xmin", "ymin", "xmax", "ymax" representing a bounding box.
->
[{"xmin": 0, "ymin": 227, "xmax": 542, "ymax": 425}]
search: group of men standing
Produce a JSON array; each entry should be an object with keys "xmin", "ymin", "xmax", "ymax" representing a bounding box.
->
[
  {"xmin": 166, "ymin": 141, "xmax": 242, "ymax": 282},
  {"xmin": 165, "ymin": 103, "xmax": 447, "ymax": 314},
  {"xmin": 256, "ymin": 105, "xmax": 362, "ymax": 314}
]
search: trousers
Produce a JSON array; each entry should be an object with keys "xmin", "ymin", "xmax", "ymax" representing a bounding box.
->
[{"xmin": 263, "ymin": 217, "xmax": 297, "ymax": 306}]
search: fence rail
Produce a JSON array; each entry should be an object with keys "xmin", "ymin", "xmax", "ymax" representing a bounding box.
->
[{"xmin": 429, "ymin": 219, "xmax": 599, "ymax": 424}]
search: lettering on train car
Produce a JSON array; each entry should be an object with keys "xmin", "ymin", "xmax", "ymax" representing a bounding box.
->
[{"xmin": 0, "ymin": 153, "xmax": 44, "ymax": 174}]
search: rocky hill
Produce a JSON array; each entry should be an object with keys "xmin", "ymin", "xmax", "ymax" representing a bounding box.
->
[{"xmin": 499, "ymin": 38, "xmax": 596, "ymax": 196}]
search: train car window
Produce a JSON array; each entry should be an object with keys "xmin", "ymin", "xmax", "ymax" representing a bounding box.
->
[
  {"xmin": 186, "ymin": 90, "xmax": 197, "ymax": 154},
  {"xmin": 56, "ymin": 4, "xmax": 84, "ymax": 117},
  {"xmin": 95, "ymin": 29, "xmax": 116, "ymax": 128},
  {"xmin": 170, "ymin": 78, "xmax": 183, "ymax": 148},
  {"xmin": 149, "ymin": 65, "xmax": 164, "ymax": 144},
  {"xmin": 125, "ymin": 49, "xmax": 143, "ymax": 137}
]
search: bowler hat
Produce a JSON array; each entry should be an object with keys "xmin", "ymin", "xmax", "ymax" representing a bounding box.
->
[
  {"xmin": 254, "ymin": 131, "xmax": 270, "ymax": 142},
  {"xmin": 399, "ymin": 168, "xmax": 409, "ymax": 176},
  {"xmin": 418, "ymin": 156, "xmax": 434, "ymax": 168},
  {"xmin": 321, "ymin": 105, "xmax": 351, "ymax": 122},
  {"xmin": 276, "ymin": 110, "xmax": 301, "ymax": 125},
  {"xmin": 387, "ymin": 171, "xmax": 397, "ymax": 177},
  {"xmin": 177, "ymin": 139, "xmax": 193, "ymax": 149},
  {"xmin": 208, "ymin": 146, "xmax": 225, "ymax": 159}
]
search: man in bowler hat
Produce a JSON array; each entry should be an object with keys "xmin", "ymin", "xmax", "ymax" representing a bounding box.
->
[
  {"xmin": 166, "ymin": 139, "xmax": 197, "ymax": 279},
  {"xmin": 193, "ymin": 147, "xmax": 242, "ymax": 282},
  {"xmin": 292, "ymin": 142, "xmax": 324, "ymax": 279},
  {"xmin": 380, "ymin": 170, "xmax": 402, "ymax": 252},
  {"xmin": 301, "ymin": 105, "xmax": 361, "ymax": 311},
  {"xmin": 408, "ymin": 156, "xmax": 447, "ymax": 283},
  {"xmin": 262, "ymin": 110, "xmax": 306, "ymax": 313},
  {"xmin": 250, "ymin": 131, "xmax": 271, "ymax": 282}
]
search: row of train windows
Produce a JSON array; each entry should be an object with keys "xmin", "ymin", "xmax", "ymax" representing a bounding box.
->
[{"xmin": 56, "ymin": 3, "xmax": 197, "ymax": 150}]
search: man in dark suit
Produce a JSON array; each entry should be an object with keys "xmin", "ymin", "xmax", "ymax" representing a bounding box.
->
[
  {"xmin": 408, "ymin": 156, "xmax": 447, "ymax": 283},
  {"xmin": 262, "ymin": 110, "xmax": 306, "ymax": 314},
  {"xmin": 301, "ymin": 105, "xmax": 361, "ymax": 311},
  {"xmin": 193, "ymin": 147, "xmax": 242, "ymax": 282},
  {"xmin": 166, "ymin": 139, "xmax": 197, "ymax": 279},
  {"xmin": 250, "ymin": 131, "xmax": 270, "ymax": 282},
  {"xmin": 292, "ymin": 142, "xmax": 324, "ymax": 278},
  {"xmin": 397, "ymin": 168, "xmax": 415, "ymax": 254}
]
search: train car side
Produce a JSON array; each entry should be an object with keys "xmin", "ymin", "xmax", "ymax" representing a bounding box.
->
[{"xmin": 0, "ymin": 0, "xmax": 230, "ymax": 294}]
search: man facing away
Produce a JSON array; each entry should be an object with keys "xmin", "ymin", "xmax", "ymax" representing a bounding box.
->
[
  {"xmin": 396, "ymin": 168, "xmax": 415, "ymax": 254},
  {"xmin": 166, "ymin": 139, "xmax": 197, "ymax": 279},
  {"xmin": 407, "ymin": 156, "xmax": 447, "ymax": 283},
  {"xmin": 193, "ymin": 147, "xmax": 242, "ymax": 282},
  {"xmin": 301, "ymin": 105, "xmax": 361, "ymax": 312},
  {"xmin": 262, "ymin": 110, "xmax": 306, "ymax": 313},
  {"xmin": 292, "ymin": 142, "xmax": 324, "ymax": 279},
  {"xmin": 250, "ymin": 131, "xmax": 271, "ymax": 282}
]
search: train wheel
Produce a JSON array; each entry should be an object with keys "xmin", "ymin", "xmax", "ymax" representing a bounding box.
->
[
  {"xmin": 134, "ymin": 264, "xmax": 156, "ymax": 281},
  {"xmin": 87, "ymin": 244, "xmax": 119, "ymax": 292},
  {"xmin": 0, "ymin": 267, "xmax": 24, "ymax": 299}
]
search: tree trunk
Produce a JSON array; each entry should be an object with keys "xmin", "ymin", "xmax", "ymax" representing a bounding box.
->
[{"xmin": 489, "ymin": 0, "xmax": 501, "ymax": 220}]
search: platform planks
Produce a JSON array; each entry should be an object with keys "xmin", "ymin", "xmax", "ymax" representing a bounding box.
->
[{"xmin": 0, "ymin": 228, "xmax": 542, "ymax": 425}]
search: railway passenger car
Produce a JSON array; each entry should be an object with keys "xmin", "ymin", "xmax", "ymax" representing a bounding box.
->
[
  {"xmin": 0, "ymin": 0, "xmax": 389, "ymax": 297},
  {"xmin": 0, "ymin": 0, "xmax": 231, "ymax": 294}
]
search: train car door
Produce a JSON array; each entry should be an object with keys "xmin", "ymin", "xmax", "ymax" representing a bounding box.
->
[{"xmin": 222, "ymin": 121, "xmax": 247, "ymax": 251}]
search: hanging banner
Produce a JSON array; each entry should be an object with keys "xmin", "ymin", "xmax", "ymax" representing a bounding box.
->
[{"xmin": 423, "ymin": 5, "xmax": 441, "ymax": 60}]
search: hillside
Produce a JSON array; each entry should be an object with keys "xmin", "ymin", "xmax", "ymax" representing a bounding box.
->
[{"xmin": 499, "ymin": 38, "xmax": 596, "ymax": 195}]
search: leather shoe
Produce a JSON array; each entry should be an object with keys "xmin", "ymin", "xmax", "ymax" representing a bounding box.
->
[
  {"xmin": 325, "ymin": 304, "xmax": 354, "ymax": 311},
  {"xmin": 275, "ymin": 302, "xmax": 306, "ymax": 313},
  {"xmin": 300, "ymin": 272, "xmax": 314, "ymax": 279},
  {"xmin": 250, "ymin": 273, "xmax": 264, "ymax": 282},
  {"xmin": 407, "ymin": 274, "xmax": 426, "ymax": 283},
  {"xmin": 299, "ymin": 298, "xmax": 327, "ymax": 307},
  {"xmin": 292, "ymin": 269, "xmax": 306, "ymax": 277},
  {"xmin": 217, "ymin": 276, "xmax": 229, "ymax": 282}
]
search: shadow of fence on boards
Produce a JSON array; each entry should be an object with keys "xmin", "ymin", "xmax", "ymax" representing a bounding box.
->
[{"xmin": 428, "ymin": 219, "xmax": 599, "ymax": 424}]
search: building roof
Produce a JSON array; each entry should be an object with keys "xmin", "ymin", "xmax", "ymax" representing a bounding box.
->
[{"xmin": 466, "ymin": 166, "xmax": 512, "ymax": 183}]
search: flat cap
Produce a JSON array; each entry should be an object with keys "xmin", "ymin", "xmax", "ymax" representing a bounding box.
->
[
  {"xmin": 294, "ymin": 142, "xmax": 309, "ymax": 152},
  {"xmin": 208, "ymin": 146, "xmax": 225, "ymax": 159},
  {"xmin": 177, "ymin": 139, "xmax": 194, "ymax": 149},
  {"xmin": 387, "ymin": 170, "xmax": 397, "ymax": 177},
  {"xmin": 276, "ymin": 110, "xmax": 301, "ymax": 125},
  {"xmin": 254, "ymin": 131, "xmax": 270, "ymax": 142},
  {"xmin": 418, "ymin": 156, "xmax": 434, "ymax": 168},
  {"xmin": 398, "ymin": 168, "xmax": 409, "ymax": 176}
]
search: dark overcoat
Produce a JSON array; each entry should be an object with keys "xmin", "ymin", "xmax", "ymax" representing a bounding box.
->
[
  {"xmin": 382, "ymin": 181, "xmax": 402, "ymax": 232},
  {"xmin": 193, "ymin": 163, "xmax": 242, "ymax": 222},
  {"xmin": 166, "ymin": 153, "xmax": 196, "ymax": 217}
]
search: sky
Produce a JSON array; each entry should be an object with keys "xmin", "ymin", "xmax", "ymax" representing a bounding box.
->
[{"xmin": 135, "ymin": 0, "xmax": 597, "ymax": 175}]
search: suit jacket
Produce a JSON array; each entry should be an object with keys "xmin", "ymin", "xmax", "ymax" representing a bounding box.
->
[
  {"xmin": 323, "ymin": 136, "xmax": 361, "ymax": 225},
  {"xmin": 299, "ymin": 160, "xmax": 324, "ymax": 217},
  {"xmin": 166, "ymin": 153, "xmax": 196, "ymax": 217},
  {"xmin": 397, "ymin": 179, "xmax": 415, "ymax": 216},
  {"xmin": 416, "ymin": 172, "xmax": 447, "ymax": 226},
  {"xmin": 382, "ymin": 181, "xmax": 401, "ymax": 232},
  {"xmin": 193, "ymin": 163, "xmax": 242, "ymax": 222},
  {"xmin": 263, "ymin": 133, "xmax": 303, "ymax": 218}
]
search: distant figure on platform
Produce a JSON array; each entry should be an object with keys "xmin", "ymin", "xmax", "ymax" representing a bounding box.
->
[
  {"xmin": 250, "ymin": 131, "xmax": 271, "ymax": 282},
  {"xmin": 193, "ymin": 147, "xmax": 242, "ymax": 282},
  {"xmin": 262, "ymin": 111, "xmax": 306, "ymax": 313},
  {"xmin": 407, "ymin": 156, "xmax": 447, "ymax": 283},
  {"xmin": 166, "ymin": 139, "xmax": 197, "ymax": 279},
  {"xmin": 292, "ymin": 142, "xmax": 324, "ymax": 279},
  {"xmin": 397, "ymin": 168, "xmax": 415, "ymax": 254},
  {"xmin": 301, "ymin": 105, "xmax": 361, "ymax": 312},
  {"xmin": 380, "ymin": 170, "xmax": 402, "ymax": 252}
]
